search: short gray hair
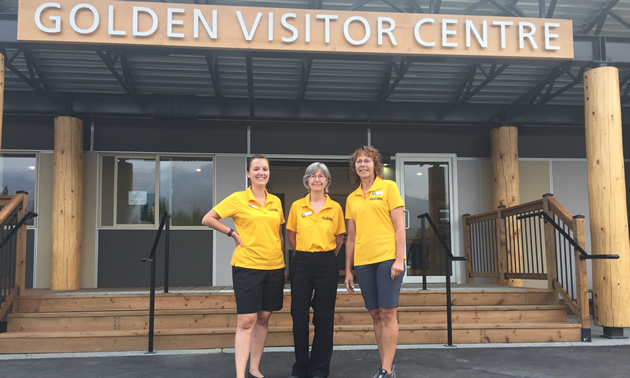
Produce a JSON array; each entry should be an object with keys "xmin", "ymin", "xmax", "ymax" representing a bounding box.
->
[{"xmin": 303, "ymin": 162, "xmax": 332, "ymax": 193}]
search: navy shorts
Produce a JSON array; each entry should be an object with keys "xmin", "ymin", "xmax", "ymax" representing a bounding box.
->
[
  {"xmin": 354, "ymin": 259, "xmax": 404, "ymax": 310},
  {"xmin": 232, "ymin": 266, "xmax": 285, "ymax": 314}
]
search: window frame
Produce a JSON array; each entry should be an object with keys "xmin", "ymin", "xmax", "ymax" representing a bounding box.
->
[
  {"xmin": 100, "ymin": 153, "xmax": 214, "ymax": 229},
  {"xmin": 0, "ymin": 151, "xmax": 39, "ymax": 229}
]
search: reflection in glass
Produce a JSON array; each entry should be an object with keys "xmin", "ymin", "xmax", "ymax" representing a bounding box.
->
[
  {"xmin": 0, "ymin": 154, "xmax": 37, "ymax": 225},
  {"xmin": 404, "ymin": 162, "xmax": 450, "ymax": 277},
  {"xmin": 116, "ymin": 158, "xmax": 156, "ymax": 225},
  {"xmin": 159, "ymin": 157, "xmax": 213, "ymax": 226}
]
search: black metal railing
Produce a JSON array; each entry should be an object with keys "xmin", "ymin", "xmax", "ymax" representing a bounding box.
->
[
  {"xmin": 518, "ymin": 211, "xmax": 618, "ymax": 282},
  {"xmin": 468, "ymin": 217, "xmax": 498, "ymax": 275},
  {"xmin": 417, "ymin": 213, "xmax": 467, "ymax": 347},
  {"xmin": 0, "ymin": 211, "xmax": 37, "ymax": 307},
  {"xmin": 141, "ymin": 212, "xmax": 171, "ymax": 354},
  {"xmin": 505, "ymin": 210, "xmax": 547, "ymax": 279}
]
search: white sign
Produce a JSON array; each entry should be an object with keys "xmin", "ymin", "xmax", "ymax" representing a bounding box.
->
[{"xmin": 128, "ymin": 191, "xmax": 147, "ymax": 206}]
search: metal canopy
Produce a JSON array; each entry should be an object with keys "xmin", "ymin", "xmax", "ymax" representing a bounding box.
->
[{"xmin": 1, "ymin": 0, "xmax": 630, "ymax": 127}]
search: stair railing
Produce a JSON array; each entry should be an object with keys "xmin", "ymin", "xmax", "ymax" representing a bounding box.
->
[
  {"xmin": 0, "ymin": 194, "xmax": 37, "ymax": 322},
  {"xmin": 463, "ymin": 194, "xmax": 618, "ymax": 341},
  {"xmin": 417, "ymin": 213, "xmax": 467, "ymax": 346},
  {"xmin": 141, "ymin": 212, "xmax": 171, "ymax": 353}
]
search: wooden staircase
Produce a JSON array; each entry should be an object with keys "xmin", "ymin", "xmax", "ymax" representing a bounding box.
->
[{"xmin": 0, "ymin": 287, "xmax": 582, "ymax": 353}]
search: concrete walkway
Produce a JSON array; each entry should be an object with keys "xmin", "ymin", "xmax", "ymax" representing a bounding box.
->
[{"xmin": 2, "ymin": 341, "xmax": 630, "ymax": 378}]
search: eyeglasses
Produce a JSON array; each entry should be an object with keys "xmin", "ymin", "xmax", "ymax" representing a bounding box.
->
[
  {"xmin": 355, "ymin": 159, "xmax": 372, "ymax": 165},
  {"xmin": 309, "ymin": 174, "xmax": 327, "ymax": 180}
]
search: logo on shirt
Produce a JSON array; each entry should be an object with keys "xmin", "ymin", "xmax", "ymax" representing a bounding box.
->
[
  {"xmin": 322, "ymin": 216, "xmax": 333, "ymax": 222},
  {"xmin": 269, "ymin": 208, "xmax": 279, "ymax": 212},
  {"xmin": 370, "ymin": 197, "xmax": 384, "ymax": 201}
]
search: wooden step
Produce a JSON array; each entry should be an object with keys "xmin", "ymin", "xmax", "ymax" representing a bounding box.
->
[
  {"xmin": 0, "ymin": 323, "xmax": 582, "ymax": 354},
  {"xmin": 17, "ymin": 289, "xmax": 557, "ymax": 313},
  {"xmin": 7, "ymin": 304, "xmax": 568, "ymax": 332}
]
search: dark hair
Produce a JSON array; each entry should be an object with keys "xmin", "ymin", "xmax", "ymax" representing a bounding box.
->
[
  {"xmin": 349, "ymin": 146, "xmax": 384, "ymax": 187},
  {"xmin": 247, "ymin": 154, "xmax": 269, "ymax": 171}
]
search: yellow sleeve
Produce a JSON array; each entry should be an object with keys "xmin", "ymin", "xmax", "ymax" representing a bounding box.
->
[
  {"xmin": 286, "ymin": 201, "xmax": 297, "ymax": 232},
  {"xmin": 335, "ymin": 203, "xmax": 346, "ymax": 235},
  {"xmin": 212, "ymin": 192, "xmax": 239, "ymax": 219},
  {"xmin": 279, "ymin": 199, "xmax": 286, "ymax": 225},
  {"xmin": 387, "ymin": 180, "xmax": 404, "ymax": 211},
  {"xmin": 345, "ymin": 195, "xmax": 353, "ymax": 220}
]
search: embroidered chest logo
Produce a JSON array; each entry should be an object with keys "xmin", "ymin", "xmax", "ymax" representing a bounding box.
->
[
  {"xmin": 322, "ymin": 216, "xmax": 333, "ymax": 222},
  {"xmin": 269, "ymin": 208, "xmax": 279, "ymax": 212},
  {"xmin": 370, "ymin": 197, "xmax": 384, "ymax": 201}
]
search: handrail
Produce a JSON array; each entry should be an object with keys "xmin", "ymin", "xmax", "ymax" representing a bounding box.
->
[
  {"xmin": 0, "ymin": 195, "xmax": 25, "ymax": 225},
  {"xmin": 0, "ymin": 193, "xmax": 35, "ymax": 321},
  {"xmin": 417, "ymin": 213, "xmax": 466, "ymax": 347},
  {"xmin": 141, "ymin": 212, "xmax": 171, "ymax": 354},
  {"xmin": 518, "ymin": 211, "xmax": 619, "ymax": 261},
  {"xmin": 0, "ymin": 212, "xmax": 37, "ymax": 250},
  {"xmin": 463, "ymin": 194, "xmax": 619, "ymax": 342}
]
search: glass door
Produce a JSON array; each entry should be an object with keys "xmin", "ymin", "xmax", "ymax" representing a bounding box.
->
[{"xmin": 396, "ymin": 154, "xmax": 458, "ymax": 283}]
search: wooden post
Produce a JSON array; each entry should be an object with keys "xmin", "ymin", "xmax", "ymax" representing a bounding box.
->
[
  {"xmin": 463, "ymin": 215, "xmax": 473, "ymax": 284},
  {"xmin": 51, "ymin": 116, "xmax": 83, "ymax": 290},
  {"xmin": 584, "ymin": 66, "xmax": 630, "ymax": 332},
  {"xmin": 491, "ymin": 126, "xmax": 521, "ymax": 286},
  {"xmin": 495, "ymin": 208, "xmax": 508, "ymax": 286},
  {"xmin": 0, "ymin": 52, "xmax": 4, "ymax": 149},
  {"xmin": 542, "ymin": 195, "xmax": 559, "ymax": 295},
  {"xmin": 14, "ymin": 194, "xmax": 28, "ymax": 296},
  {"xmin": 572, "ymin": 215, "xmax": 590, "ymax": 338}
]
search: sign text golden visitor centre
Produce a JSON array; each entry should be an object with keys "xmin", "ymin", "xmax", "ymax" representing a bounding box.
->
[{"xmin": 18, "ymin": 0, "xmax": 574, "ymax": 59}]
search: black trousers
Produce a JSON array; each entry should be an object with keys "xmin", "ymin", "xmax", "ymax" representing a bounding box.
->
[{"xmin": 290, "ymin": 251, "xmax": 339, "ymax": 378}]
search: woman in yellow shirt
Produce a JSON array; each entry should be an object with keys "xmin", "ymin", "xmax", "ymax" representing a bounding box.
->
[
  {"xmin": 344, "ymin": 146, "xmax": 405, "ymax": 378},
  {"xmin": 286, "ymin": 162, "xmax": 346, "ymax": 378},
  {"xmin": 202, "ymin": 155, "xmax": 285, "ymax": 378}
]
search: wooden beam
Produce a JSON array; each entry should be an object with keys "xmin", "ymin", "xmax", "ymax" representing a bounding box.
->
[
  {"xmin": 584, "ymin": 66, "xmax": 630, "ymax": 328},
  {"xmin": 51, "ymin": 117, "xmax": 83, "ymax": 291}
]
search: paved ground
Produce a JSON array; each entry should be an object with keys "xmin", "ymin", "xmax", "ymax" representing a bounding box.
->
[{"xmin": 2, "ymin": 342, "xmax": 630, "ymax": 378}]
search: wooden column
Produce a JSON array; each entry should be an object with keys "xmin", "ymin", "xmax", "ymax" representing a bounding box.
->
[
  {"xmin": 584, "ymin": 66, "xmax": 630, "ymax": 332},
  {"xmin": 51, "ymin": 117, "xmax": 83, "ymax": 290},
  {"xmin": 491, "ymin": 126, "xmax": 521, "ymax": 286},
  {"xmin": 0, "ymin": 52, "xmax": 4, "ymax": 149}
]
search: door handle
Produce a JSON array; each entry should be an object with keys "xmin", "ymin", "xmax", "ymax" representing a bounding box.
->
[{"xmin": 403, "ymin": 208, "xmax": 410, "ymax": 230}]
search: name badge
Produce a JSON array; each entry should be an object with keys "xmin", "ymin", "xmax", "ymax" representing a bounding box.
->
[
  {"xmin": 301, "ymin": 211, "xmax": 313, "ymax": 217},
  {"xmin": 372, "ymin": 191, "xmax": 384, "ymax": 195},
  {"xmin": 249, "ymin": 204, "xmax": 259, "ymax": 209}
]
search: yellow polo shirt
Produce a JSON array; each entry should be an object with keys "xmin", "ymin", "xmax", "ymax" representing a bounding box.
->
[
  {"xmin": 345, "ymin": 177, "xmax": 404, "ymax": 266},
  {"xmin": 286, "ymin": 194, "xmax": 346, "ymax": 252},
  {"xmin": 213, "ymin": 187, "xmax": 285, "ymax": 270}
]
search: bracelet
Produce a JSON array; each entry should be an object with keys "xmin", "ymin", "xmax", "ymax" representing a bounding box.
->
[{"xmin": 227, "ymin": 229, "xmax": 234, "ymax": 237}]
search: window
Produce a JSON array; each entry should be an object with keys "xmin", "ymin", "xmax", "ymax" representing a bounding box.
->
[
  {"xmin": 0, "ymin": 154, "xmax": 37, "ymax": 225},
  {"xmin": 116, "ymin": 158, "xmax": 156, "ymax": 225},
  {"xmin": 101, "ymin": 155, "xmax": 213, "ymax": 227},
  {"xmin": 159, "ymin": 157, "xmax": 213, "ymax": 226}
]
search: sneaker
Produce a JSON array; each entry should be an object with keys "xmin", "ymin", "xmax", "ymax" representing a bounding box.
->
[
  {"xmin": 371, "ymin": 366, "xmax": 382, "ymax": 378},
  {"xmin": 375, "ymin": 366, "xmax": 396, "ymax": 378}
]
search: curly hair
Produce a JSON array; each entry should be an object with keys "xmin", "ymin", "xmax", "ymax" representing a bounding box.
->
[{"xmin": 348, "ymin": 146, "xmax": 384, "ymax": 187}]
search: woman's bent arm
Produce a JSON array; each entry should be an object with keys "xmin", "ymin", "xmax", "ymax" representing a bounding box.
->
[{"xmin": 344, "ymin": 220, "xmax": 356, "ymax": 293}]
